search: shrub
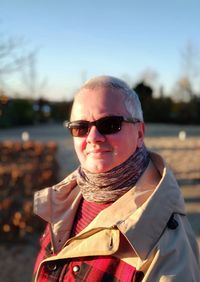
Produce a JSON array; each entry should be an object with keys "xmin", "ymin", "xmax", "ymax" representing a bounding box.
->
[{"xmin": 0, "ymin": 141, "xmax": 59, "ymax": 242}]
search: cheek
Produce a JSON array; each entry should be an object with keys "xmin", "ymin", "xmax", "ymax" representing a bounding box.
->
[
  {"xmin": 110, "ymin": 131, "xmax": 138, "ymax": 156},
  {"xmin": 73, "ymin": 138, "xmax": 86, "ymax": 159},
  {"xmin": 106, "ymin": 135, "xmax": 127, "ymax": 155}
]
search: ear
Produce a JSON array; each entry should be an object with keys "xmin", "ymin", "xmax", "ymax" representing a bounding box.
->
[{"xmin": 137, "ymin": 122, "xmax": 145, "ymax": 148}]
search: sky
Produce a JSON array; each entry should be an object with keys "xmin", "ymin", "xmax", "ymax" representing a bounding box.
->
[{"xmin": 1, "ymin": 0, "xmax": 200, "ymax": 101}]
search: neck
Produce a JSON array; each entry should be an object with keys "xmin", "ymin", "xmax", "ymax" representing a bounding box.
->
[{"xmin": 76, "ymin": 144, "xmax": 150, "ymax": 203}]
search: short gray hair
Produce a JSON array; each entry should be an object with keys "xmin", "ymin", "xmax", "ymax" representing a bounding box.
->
[{"xmin": 77, "ymin": 75, "xmax": 144, "ymax": 121}]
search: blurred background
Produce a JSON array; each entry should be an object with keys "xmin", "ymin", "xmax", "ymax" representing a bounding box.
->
[{"xmin": 0, "ymin": 0, "xmax": 200, "ymax": 281}]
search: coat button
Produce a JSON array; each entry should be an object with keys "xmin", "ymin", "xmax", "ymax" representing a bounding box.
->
[
  {"xmin": 135, "ymin": 271, "xmax": 144, "ymax": 282},
  {"xmin": 73, "ymin": 265, "xmax": 80, "ymax": 273},
  {"xmin": 46, "ymin": 262, "xmax": 57, "ymax": 271},
  {"xmin": 167, "ymin": 214, "xmax": 179, "ymax": 230}
]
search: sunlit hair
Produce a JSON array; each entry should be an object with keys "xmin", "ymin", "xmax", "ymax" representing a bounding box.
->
[{"xmin": 74, "ymin": 75, "xmax": 143, "ymax": 121}]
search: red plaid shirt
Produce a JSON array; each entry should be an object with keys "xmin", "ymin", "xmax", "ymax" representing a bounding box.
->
[{"xmin": 33, "ymin": 199, "xmax": 144, "ymax": 282}]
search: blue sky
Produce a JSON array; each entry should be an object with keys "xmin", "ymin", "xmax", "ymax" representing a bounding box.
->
[{"xmin": 1, "ymin": 0, "xmax": 200, "ymax": 100}]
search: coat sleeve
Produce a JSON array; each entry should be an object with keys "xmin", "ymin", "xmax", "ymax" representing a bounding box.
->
[{"xmin": 142, "ymin": 214, "xmax": 200, "ymax": 282}]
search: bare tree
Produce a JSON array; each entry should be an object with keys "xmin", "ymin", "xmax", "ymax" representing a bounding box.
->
[
  {"xmin": 21, "ymin": 51, "xmax": 47, "ymax": 98},
  {"xmin": 0, "ymin": 32, "xmax": 28, "ymax": 89},
  {"xmin": 0, "ymin": 26, "xmax": 47, "ymax": 99},
  {"xmin": 173, "ymin": 76, "xmax": 193, "ymax": 101},
  {"xmin": 181, "ymin": 40, "xmax": 200, "ymax": 80},
  {"xmin": 174, "ymin": 40, "xmax": 200, "ymax": 101}
]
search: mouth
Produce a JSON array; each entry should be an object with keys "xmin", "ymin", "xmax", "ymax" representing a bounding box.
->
[{"xmin": 87, "ymin": 149, "xmax": 110, "ymax": 156}]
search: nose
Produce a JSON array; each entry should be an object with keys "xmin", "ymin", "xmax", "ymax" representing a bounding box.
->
[{"xmin": 86, "ymin": 125, "xmax": 105, "ymax": 143}]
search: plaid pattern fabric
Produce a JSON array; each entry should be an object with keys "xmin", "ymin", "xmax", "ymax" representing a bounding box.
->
[
  {"xmin": 33, "ymin": 224, "xmax": 52, "ymax": 275},
  {"xmin": 33, "ymin": 225, "xmax": 144, "ymax": 282}
]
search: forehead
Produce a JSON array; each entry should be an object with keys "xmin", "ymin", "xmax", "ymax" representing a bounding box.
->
[{"xmin": 71, "ymin": 87, "xmax": 128, "ymax": 120}]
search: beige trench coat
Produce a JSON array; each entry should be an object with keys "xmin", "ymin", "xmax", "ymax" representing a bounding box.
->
[{"xmin": 34, "ymin": 152, "xmax": 200, "ymax": 281}]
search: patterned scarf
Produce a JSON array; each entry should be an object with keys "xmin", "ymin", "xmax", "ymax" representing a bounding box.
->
[{"xmin": 76, "ymin": 144, "xmax": 150, "ymax": 203}]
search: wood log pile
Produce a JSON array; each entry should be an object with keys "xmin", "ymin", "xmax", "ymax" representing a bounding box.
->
[{"xmin": 0, "ymin": 141, "xmax": 59, "ymax": 242}]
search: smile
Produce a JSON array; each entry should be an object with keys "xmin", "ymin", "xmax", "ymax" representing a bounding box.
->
[{"xmin": 87, "ymin": 150, "xmax": 110, "ymax": 155}]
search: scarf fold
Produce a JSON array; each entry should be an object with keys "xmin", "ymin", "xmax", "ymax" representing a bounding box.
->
[{"xmin": 76, "ymin": 144, "xmax": 150, "ymax": 203}]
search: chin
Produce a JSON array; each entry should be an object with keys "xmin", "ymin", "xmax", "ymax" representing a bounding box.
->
[{"xmin": 86, "ymin": 161, "xmax": 114, "ymax": 174}]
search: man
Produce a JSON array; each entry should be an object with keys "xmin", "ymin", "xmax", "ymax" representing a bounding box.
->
[{"xmin": 33, "ymin": 76, "xmax": 200, "ymax": 281}]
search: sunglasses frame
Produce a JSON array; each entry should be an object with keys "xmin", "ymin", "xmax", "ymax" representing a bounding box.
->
[{"xmin": 64, "ymin": 115, "xmax": 140, "ymax": 137}]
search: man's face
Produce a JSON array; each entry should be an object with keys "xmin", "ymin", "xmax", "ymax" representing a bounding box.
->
[{"xmin": 71, "ymin": 87, "xmax": 144, "ymax": 173}]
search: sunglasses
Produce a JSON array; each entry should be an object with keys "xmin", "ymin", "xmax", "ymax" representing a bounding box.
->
[{"xmin": 64, "ymin": 115, "xmax": 140, "ymax": 137}]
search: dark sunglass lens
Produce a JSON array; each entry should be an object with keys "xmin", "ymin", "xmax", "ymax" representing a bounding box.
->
[
  {"xmin": 70, "ymin": 123, "xmax": 89, "ymax": 137},
  {"xmin": 97, "ymin": 117, "xmax": 122, "ymax": 135}
]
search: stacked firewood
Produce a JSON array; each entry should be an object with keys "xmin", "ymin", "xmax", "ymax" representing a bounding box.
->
[{"xmin": 0, "ymin": 141, "xmax": 59, "ymax": 242}]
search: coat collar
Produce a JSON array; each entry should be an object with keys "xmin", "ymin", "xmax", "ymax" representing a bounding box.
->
[{"xmin": 34, "ymin": 152, "xmax": 186, "ymax": 259}]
